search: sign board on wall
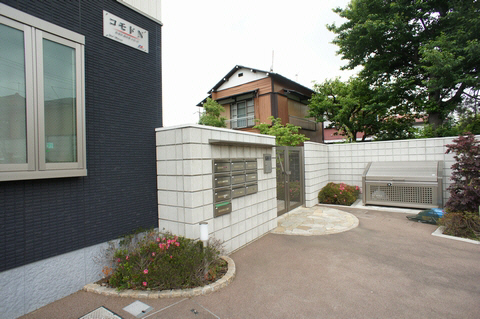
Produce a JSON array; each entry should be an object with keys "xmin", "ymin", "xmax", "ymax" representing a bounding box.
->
[{"xmin": 103, "ymin": 11, "xmax": 149, "ymax": 53}]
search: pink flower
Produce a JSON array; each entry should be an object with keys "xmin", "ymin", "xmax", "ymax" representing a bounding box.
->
[
  {"xmin": 143, "ymin": 281, "xmax": 147, "ymax": 287},
  {"xmin": 339, "ymin": 192, "xmax": 342, "ymax": 194},
  {"xmin": 355, "ymin": 186, "xmax": 359, "ymax": 190},
  {"xmin": 152, "ymin": 252, "xmax": 156, "ymax": 257},
  {"xmin": 117, "ymin": 258, "xmax": 121, "ymax": 262},
  {"xmin": 334, "ymin": 195, "xmax": 337, "ymax": 198},
  {"xmin": 170, "ymin": 255, "xmax": 173, "ymax": 259},
  {"xmin": 126, "ymin": 256, "xmax": 129, "ymax": 260},
  {"xmin": 175, "ymin": 242, "xmax": 180, "ymax": 247},
  {"xmin": 143, "ymin": 269, "xmax": 148, "ymax": 274},
  {"xmin": 156, "ymin": 238, "xmax": 160, "ymax": 242}
]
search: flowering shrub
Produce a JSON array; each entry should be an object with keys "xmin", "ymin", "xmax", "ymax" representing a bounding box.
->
[
  {"xmin": 318, "ymin": 182, "xmax": 360, "ymax": 206},
  {"xmin": 107, "ymin": 230, "xmax": 225, "ymax": 290}
]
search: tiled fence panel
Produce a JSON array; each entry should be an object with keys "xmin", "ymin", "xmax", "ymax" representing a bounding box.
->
[
  {"xmin": 305, "ymin": 136, "xmax": 480, "ymax": 207},
  {"xmin": 156, "ymin": 125, "xmax": 277, "ymax": 253},
  {"xmin": 304, "ymin": 142, "xmax": 329, "ymax": 207}
]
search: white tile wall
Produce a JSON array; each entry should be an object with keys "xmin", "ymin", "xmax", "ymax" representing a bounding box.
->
[
  {"xmin": 156, "ymin": 125, "xmax": 276, "ymax": 254},
  {"xmin": 304, "ymin": 142, "xmax": 330, "ymax": 207},
  {"xmin": 304, "ymin": 136, "xmax": 479, "ymax": 208},
  {"xmin": 159, "ymin": 127, "xmax": 477, "ymax": 247}
]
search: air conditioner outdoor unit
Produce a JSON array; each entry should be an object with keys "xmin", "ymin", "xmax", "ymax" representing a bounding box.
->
[{"xmin": 362, "ymin": 161, "xmax": 443, "ymax": 209}]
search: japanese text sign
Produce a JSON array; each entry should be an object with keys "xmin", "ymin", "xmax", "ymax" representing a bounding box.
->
[{"xmin": 103, "ymin": 11, "xmax": 149, "ymax": 53}]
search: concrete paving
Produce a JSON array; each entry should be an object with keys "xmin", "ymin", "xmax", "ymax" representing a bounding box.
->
[{"xmin": 20, "ymin": 206, "xmax": 480, "ymax": 319}]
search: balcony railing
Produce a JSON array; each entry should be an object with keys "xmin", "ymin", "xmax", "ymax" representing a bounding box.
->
[
  {"xmin": 288, "ymin": 115, "xmax": 316, "ymax": 131},
  {"xmin": 226, "ymin": 115, "xmax": 255, "ymax": 129}
]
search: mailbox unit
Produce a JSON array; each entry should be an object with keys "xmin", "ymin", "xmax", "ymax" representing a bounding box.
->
[{"xmin": 213, "ymin": 158, "xmax": 258, "ymax": 217}]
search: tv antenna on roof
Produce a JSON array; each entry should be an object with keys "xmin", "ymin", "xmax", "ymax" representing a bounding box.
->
[{"xmin": 270, "ymin": 50, "xmax": 274, "ymax": 72}]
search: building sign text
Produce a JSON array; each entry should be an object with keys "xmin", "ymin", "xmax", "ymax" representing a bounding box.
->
[{"xmin": 103, "ymin": 11, "xmax": 149, "ymax": 53}]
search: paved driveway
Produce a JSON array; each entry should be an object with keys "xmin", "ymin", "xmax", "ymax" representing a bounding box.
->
[{"xmin": 22, "ymin": 207, "xmax": 480, "ymax": 319}]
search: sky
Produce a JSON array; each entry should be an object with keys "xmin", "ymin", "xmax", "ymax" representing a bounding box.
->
[{"xmin": 161, "ymin": 0, "xmax": 358, "ymax": 127}]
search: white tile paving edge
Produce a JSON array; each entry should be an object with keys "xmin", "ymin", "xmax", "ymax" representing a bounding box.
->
[
  {"xmin": 432, "ymin": 226, "xmax": 480, "ymax": 245},
  {"xmin": 83, "ymin": 256, "xmax": 235, "ymax": 298}
]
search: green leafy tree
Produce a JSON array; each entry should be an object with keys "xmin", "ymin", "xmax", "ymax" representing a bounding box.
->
[
  {"xmin": 328, "ymin": 0, "xmax": 480, "ymax": 129},
  {"xmin": 374, "ymin": 114, "xmax": 419, "ymax": 141},
  {"xmin": 308, "ymin": 77, "xmax": 414, "ymax": 142},
  {"xmin": 455, "ymin": 89, "xmax": 480, "ymax": 134},
  {"xmin": 198, "ymin": 98, "xmax": 226, "ymax": 128},
  {"xmin": 416, "ymin": 117, "xmax": 460, "ymax": 138},
  {"xmin": 254, "ymin": 116, "xmax": 309, "ymax": 146}
]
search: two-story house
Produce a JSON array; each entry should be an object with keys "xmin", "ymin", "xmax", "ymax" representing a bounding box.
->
[{"xmin": 197, "ymin": 65, "xmax": 323, "ymax": 143}]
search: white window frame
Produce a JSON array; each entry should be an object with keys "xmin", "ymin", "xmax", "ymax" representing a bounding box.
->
[
  {"xmin": 231, "ymin": 98, "xmax": 255, "ymax": 129},
  {"xmin": 0, "ymin": 4, "xmax": 86, "ymax": 181}
]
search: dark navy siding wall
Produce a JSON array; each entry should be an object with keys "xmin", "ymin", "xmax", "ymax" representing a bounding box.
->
[{"xmin": 0, "ymin": 0, "xmax": 162, "ymax": 272}]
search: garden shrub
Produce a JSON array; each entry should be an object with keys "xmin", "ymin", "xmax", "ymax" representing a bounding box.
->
[
  {"xmin": 440, "ymin": 133, "xmax": 480, "ymax": 240},
  {"xmin": 438, "ymin": 212, "xmax": 480, "ymax": 241},
  {"xmin": 318, "ymin": 182, "xmax": 360, "ymax": 206},
  {"xmin": 105, "ymin": 230, "xmax": 225, "ymax": 290},
  {"xmin": 445, "ymin": 133, "xmax": 480, "ymax": 213}
]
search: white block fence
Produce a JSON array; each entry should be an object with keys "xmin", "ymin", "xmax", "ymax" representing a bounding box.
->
[
  {"xmin": 155, "ymin": 124, "xmax": 277, "ymax": 253},
  {"xmin": 304, "ymin": 135, "xmax": 480, "ymax": 208}
]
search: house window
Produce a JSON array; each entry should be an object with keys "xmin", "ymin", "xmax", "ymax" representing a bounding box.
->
[
  {"xmin": 0, "ymin": 5, "xmax": 86, "ymax": 181},
  {"xmin": 231, "ymin": 99, "xmax": 254, "ymax": 128}
]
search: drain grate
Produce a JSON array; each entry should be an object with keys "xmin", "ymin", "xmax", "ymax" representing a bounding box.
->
[{"xmin": 79, "ymin": 306, "xmax": 122, "ymax": 319}]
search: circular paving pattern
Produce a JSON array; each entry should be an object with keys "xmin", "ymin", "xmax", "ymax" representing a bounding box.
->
[{"xmin": 271, "ymin": 206, "xmax": 359, "ymax": 236}]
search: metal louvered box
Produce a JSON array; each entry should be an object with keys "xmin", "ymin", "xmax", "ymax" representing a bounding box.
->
[{"xmin": 362, "ymin": 161, "xmax": 443, "ymax": 209}]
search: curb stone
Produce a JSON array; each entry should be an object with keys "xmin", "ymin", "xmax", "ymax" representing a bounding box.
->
[
  {"xmin": 432, "ymin": 226, "xmax": 480, "ymax": 245},
  {"xmin": 83, "ymin": 256, "xmax": 235, "ymax": 298}
]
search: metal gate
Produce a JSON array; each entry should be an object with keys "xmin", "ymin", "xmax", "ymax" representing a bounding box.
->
[{"xmin": 276, "ymin": 146, "xmax": 304, "ymax": 216}]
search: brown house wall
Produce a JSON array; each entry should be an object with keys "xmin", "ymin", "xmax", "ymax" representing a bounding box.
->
[
  {"xmin": 257, "ymin": 95, "xmax": 272, "ymax": 124},
  {"xmin": 212, "ymin": 77, "xmax": 272, "ymax": 99},
  {"xmin": 273, "ymin": 82, "xmax": 287, "ymax": 93},
  {"xmin": 288, "ymin": 99, "xmax": 310, "ymax": 118},
  {"xmin": 300, "ymin": 127, "xmax": 324, "ymax": 143},
  {"xmin": 277, "ymin": 95, "xmax": 289, "ymax": 125},
  {"xmin": 274, "ymin": 78, "xmax": 313, "ymax": 96},
  {"xmin": 219, "ymin": 104, "xmax": 231, "ymax": 122}
]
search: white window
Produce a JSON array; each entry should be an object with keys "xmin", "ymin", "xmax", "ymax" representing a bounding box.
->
[
  {"xmin": 0, "ymin": 4, "xmax": 86, "ymax": 181},
  {"xmin": 231, "ymin": 98, "xmax": 254, "ymax": 128}
]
